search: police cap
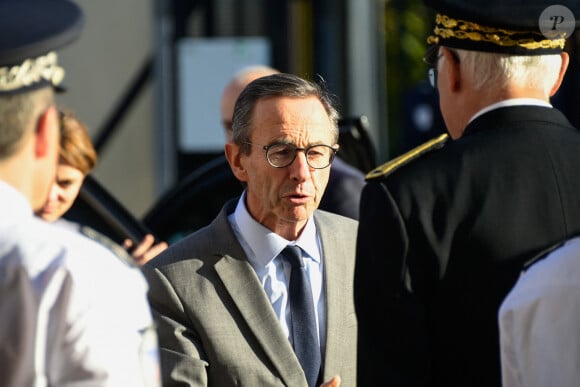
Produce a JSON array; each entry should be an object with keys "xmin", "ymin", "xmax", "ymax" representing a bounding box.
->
[
  {"xmin": 0, "ymin": 0, "xmax": 84, "ymax": 95},
  {"xmin": 423, "ymin": 0, "xmax": 580, "ymax": 55}
]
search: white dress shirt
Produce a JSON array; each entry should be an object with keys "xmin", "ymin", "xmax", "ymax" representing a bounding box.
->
[
  {"xmin": 228, "ymin": 191, "xmax": 326, "ymax": 356},
  {"xmin": 0, "ymin": 181, "xmax": 160, "ymax": 387},
  {"xmin": 499, "ymin": 236, "xmax": 580, "ymax": 387}
]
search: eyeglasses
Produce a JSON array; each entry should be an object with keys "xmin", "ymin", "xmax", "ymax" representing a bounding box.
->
[
  {"xmin": 423, "ymin": 45, "xmax": 443, "ymax": 88},
  {"xmin": 244, "ymin": 142, "xmax": 338, "ymax": 169},
  {"xmin": 423, "ymin": 45, "xmax": 460, "ymax": 89}
]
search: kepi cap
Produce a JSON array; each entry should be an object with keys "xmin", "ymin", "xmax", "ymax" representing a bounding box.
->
[
  {"xmin": 0, "ymin": 0, "xmax": 84, "ymax": 95},
  {"xmin": 423, "ymin": 0, "xmax": 580, "ymax": 55}
]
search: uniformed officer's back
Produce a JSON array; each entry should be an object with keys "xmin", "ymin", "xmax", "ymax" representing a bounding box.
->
[
  {"xmin": 0, "ymin": 1, "xmax": 160, "ymax": 385},
  {"xmin": 354, "ymin": 1, "xmax": 580, "ymax": 386}
]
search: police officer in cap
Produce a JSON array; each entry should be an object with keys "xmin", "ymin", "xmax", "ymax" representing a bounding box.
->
[
  {"xmin": 354, "ymin": 1, "xmax": 580, "ymax": 386},
  {"xmin": 0, "ymin": 1, "xmax": 160, "ymax": 386}
]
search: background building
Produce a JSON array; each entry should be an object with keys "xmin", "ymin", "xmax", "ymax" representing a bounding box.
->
[
  {"xmin": 59, "ymin": 1, "xmax": 580, "ymax": 223},
  {"xmin": 57, "ymin": 0, "xmax": 391, "ymax": 219}
]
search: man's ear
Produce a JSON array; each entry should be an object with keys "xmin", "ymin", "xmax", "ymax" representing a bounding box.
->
[
  {"xmin": 35, "ymin": 106, "xmax": 58, "ymax": 159},
  {"xmin": 442, "ymin": 47, "xmax": 461, "ymax": 92},
  {"xmin": 549, "ymin": 51, "xmax": 570, "ymax": 97},
  {"xmin": 224, "ymin": 142, "xmax": 248, "ymax": 182}
]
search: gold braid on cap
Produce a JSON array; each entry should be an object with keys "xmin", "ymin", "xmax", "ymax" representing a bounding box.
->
[
  {"xmin": 427, "ymin": 13, "xmax": 566, "ymax": 50},
  {"xmin": 0, "ymin": 51, "xmax": 65, "ymax": 92}
]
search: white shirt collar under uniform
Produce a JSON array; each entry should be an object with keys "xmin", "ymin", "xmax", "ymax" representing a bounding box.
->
[
  {"xmin": 0, "ymin": 180, "xmax": 33, "ymax": 219},
  {"xmin": 469, "ymin": 98, "xmax": 553, "ymax": 125}
]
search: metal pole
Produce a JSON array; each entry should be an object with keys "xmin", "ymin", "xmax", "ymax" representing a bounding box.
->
[
  {"xmin": 345, "ymin": 0, "xmax": 388, "ymax": 162},
  {"xmin": 153, "ymin": 0, "xmax": 177, "ymax": 195}
]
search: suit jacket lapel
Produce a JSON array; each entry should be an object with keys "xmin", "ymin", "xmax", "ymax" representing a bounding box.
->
[
  {"xmin": 211, "ymin": 207, "xmax": 305, "ymax": 385},
  {"xmin": 315, "ymin": 214, "xmax": 351, "ymax": 372}
]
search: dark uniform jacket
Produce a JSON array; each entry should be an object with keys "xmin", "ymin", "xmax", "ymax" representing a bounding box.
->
[{"xmin": 355, "ymin": 105, "xmax": 580, "ymax": 387}]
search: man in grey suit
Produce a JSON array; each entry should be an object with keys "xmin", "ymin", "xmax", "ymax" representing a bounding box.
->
[{"xmin": 142, "ymin": 73, "xmax": 357, "ymax": 386}]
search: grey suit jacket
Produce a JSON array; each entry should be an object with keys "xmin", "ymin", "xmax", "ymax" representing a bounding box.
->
[{"xmin": 142, "ymin": 199, "xmax": 358, "ymax": 387}]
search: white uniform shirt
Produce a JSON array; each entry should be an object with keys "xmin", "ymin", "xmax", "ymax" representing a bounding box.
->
[
  {"xmin": 0, "ymin": 181, "xmax": 160, "ymax": 387},
  {"xmin": 499, "ymin": 236, "xmax": 580, "ymax": 387}
]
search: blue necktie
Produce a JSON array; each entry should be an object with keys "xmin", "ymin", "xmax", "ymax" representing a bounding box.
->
[{"xmin": 281, "ymin": 245, "xmax": 321, "ymax": 387}]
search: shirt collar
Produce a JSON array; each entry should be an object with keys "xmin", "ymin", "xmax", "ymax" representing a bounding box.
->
[
  {"xmin": 469, "ymin": 98, "xmax": 552, "ymax": 125},
  {"xmin": 0, "ymin": 180, "xmax": 33, "ymax": 219},
  {"xmin": 232, "ymin": 191, "xmax": 320, "ymax": 268}
]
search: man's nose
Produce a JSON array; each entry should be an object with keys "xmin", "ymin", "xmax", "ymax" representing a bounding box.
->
[{"xmin": 288, "ymin": 150, "xmax": 312, "ymax": 180}]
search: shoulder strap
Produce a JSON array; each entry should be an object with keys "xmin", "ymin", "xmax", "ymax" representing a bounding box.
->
[
  {"xmin": 365, "ymin": 133, "xmax": 449, "ymax": 180},
  {"xmin": 522, "ymin": 240, "xmax": 566, "ymax": 272}
]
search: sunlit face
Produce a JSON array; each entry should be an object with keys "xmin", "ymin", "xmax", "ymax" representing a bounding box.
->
[
  {"xmin": 37, "ymin": 161, "xmax": 85, "ymax": 222},
  {"xmin": 235, "ymin": 95, "xmax": 335, "ymax": 235}
]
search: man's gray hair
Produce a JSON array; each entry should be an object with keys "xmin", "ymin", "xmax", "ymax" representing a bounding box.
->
[
  {"xmin": 232, "ymin": 73, "xmax": 340, "ymax": 153},
  {"xmin": 457, "ymin": 49, "xmax": 563, "ymax": 96}
]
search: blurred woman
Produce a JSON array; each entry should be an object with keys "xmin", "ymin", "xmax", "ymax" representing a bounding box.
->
[{"xmin": 36, "ymin": 108, "xmax": 167, "ymax": 266}]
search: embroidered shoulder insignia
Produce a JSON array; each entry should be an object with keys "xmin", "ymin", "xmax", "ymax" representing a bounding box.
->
[{"xmin": 365, "ymin": 133, "xmax": 449, "ymax": 180}]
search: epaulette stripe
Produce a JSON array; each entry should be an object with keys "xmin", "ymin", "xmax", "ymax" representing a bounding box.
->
[
  {"xmin": 365, "ymin": 133, "xmax": 449, "ymax": 180},
  {"xmin": 522, "ymin": 240, "xmax": 565, "ymax": 272}
]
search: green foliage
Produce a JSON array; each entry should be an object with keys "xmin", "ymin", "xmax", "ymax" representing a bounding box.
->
[{"xmin": 384, "ymin": 0, "xmax": 432, "ymax": 156}]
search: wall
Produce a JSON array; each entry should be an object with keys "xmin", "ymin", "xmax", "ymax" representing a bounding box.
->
[{"xmin": 57, "ymin": 0, "xmax": 157, "ymax": 218}]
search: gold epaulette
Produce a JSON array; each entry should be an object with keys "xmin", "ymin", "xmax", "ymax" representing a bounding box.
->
[{"xmin": 365, "ymin": 133, "xmax": 449, "ymax": 180}]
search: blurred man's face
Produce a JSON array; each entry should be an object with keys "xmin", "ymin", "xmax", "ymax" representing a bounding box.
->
[
  {"xmin": 220, "ymin": 69, "xmax": 279, "ymax": 143},
  {"xmin": 220, "ymin": 84, "xmax": 239, "ymax": 143}
]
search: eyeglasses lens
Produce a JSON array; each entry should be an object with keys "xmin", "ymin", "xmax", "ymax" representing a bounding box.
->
[{"xmin": 266, "ymin": 144, "xmax": 335, "ymax": 169}]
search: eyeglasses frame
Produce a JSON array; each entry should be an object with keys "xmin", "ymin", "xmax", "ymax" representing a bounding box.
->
[
  {"xmin": 423, "ymin": 45, "xmax": 460, "ymax": 89},
  {"xmin": 243, "ymin": 141, "xmax": 339, "ymax": 169}
]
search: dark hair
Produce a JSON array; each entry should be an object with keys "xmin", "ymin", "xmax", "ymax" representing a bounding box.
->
[{"xmin": 231, "ymin": 73, "xmax": 340, "ymax": 153}]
